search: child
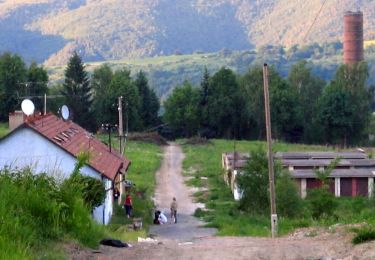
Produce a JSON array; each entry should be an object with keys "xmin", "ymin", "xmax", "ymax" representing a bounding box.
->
[
  {"xmin": 170, "ymin": 197, "xmax": 178, "ymax": 224},
  {"xmin": 124, "ymin": 193, "xmax": 133, "ymax": 218}
]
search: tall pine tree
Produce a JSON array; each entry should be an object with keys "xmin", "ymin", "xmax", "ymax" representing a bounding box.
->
[
  {"xmin": 135, "ymin": 71, "xmax": 160, "ymax": 129},
  {"xmin": 198, "ymin": 67, "xmax": 211, "ymax": 137},
  {"xmin": 61, "ymin": 52, "xmax": 94, "ymax": 131}
]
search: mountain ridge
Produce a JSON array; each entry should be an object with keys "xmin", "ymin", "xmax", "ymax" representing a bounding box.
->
[{"xmin": 0, "ymin": 0, "xmax": 374, "ymax": 65}]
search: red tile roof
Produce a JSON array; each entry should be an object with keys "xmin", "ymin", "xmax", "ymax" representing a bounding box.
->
[{"xmin": 20, "ymin": 113, "xmax": 130, "ymax": 180}]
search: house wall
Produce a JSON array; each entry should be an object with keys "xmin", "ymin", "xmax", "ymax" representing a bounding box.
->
[
  {"xmin": 0, "ymin": 128, "xmax": 113, "ymax": 224},
  {"xmin": 93, "ymin": 178, "xmax": 113, "ymax": 225},
  {"xmin": 232, "ymin": 170, "xmax": 242, "ymax": 201}
]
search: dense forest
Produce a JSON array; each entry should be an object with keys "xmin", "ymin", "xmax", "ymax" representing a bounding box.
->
[
  {"xmin": 48, "ymin": 41, "xmax": 375, "ymax": 101},
  {"xmin": 0, "ymin": 51, "xmax": 374, "ymax": 147},
  {"xmin": 163, "ymin": 61, "xmax": 374, "ymax": 147}
]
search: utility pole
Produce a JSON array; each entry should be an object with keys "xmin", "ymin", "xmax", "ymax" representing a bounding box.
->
[
  {"xmin": 118, "ymin": 96, "xmax": 124, "ymax": 155},
  {"xmin": 124, "ymin": 101, "xmax": 129, "ymax": 155},
  {"xmin": 44, "ymin": 93, "xmax": 47, "ymax": 115},
  {"xmin": 117, "ymin": 96, "xmax": 124, "ymax": 204},
  {"xmin": 263, "ymin": 63, "xmax": 278, "ymax": 238}
]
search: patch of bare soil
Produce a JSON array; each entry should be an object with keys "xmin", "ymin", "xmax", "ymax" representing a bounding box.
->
[{"xmin": 70, "ymin": 225, "xmax": 375, "ymax": 260}]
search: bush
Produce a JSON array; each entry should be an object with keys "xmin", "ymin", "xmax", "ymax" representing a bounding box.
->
[
  {"xmin": 194, "ymin": 208, "xmax": 208, "ymax": 218},
  {"xmin": 237, "ymin": 147, "xmax": 281, "ymax": 215},
  {"xmin": 307, "ymin": 187, "xmax": 338, "ymax": 219},
  {"xmin": 276, "ymin": 171, "xmax": 302, "ymax": 218},
  {"xmin": 67, "ymin": 151, "xmax": 106, "ymax": 211},
  {"xmin": 66, "ymin": 174, "xmax": 105, "ymax": 211},
  {"xmin": 237, "ymin": 148, "xmax": 270, "ymax": 214}
]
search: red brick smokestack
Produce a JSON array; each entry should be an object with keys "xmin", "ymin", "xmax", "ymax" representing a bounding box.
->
[{"xmin": 343, "ymin": 11, "xmax": 364, "ymax": 64}]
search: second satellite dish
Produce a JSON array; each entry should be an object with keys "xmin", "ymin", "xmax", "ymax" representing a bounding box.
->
[
  {"xmin": 61, "ymin": 105, "xmax": 70, "ymax": 120},
  {"xmin": 21, "ymin": 99, "xmax": 35, "ymax": 116}
]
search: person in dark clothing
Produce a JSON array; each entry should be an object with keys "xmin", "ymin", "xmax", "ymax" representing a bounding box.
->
[{"xmin": 154, "ymin": 210, "xmax": 161, "ymax": 224}]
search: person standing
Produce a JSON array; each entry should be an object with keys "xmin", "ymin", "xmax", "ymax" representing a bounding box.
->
[
  {"xmin": 170, "ymin": 197, "xmax": 178, "ymax": 224},
  {"xmin": 124, "ymin": 193, "xmax": 133, "ymax": 218}
]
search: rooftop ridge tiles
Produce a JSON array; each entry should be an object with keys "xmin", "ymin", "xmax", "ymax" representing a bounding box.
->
[{"xmin": 20, "ymin": 114, "xmax": 130, "ymax": 180}]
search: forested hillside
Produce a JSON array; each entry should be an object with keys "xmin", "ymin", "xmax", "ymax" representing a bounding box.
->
[
  {"xmin": 0, "ymin": 0, "xmax": 374, "ymax": 65},
  {"xmin": 48, "ymin": 42, "xmax": 375, "ymax": 100}
]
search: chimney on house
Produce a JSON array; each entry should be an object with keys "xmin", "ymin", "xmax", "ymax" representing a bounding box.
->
[{"xmin": 9, "ymin": 111, "xmax": 25, "ymax": 131}]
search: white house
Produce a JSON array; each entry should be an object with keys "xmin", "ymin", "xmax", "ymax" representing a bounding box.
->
[{"xmin": 0, "ymin": 113, "xmax": 130, "ymax": 225}]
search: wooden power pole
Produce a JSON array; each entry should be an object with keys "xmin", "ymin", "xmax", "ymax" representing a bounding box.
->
[
  {"xmin": 118, "ymin": 96, "xmax": 124, "ymax": 204},
  {"xmin": 262, "ymin": 63, "xmax": 278, "ymax": 238},
  {"xmin": 118, "ymin": 96, "xmax": 124, "ymax": 155}
]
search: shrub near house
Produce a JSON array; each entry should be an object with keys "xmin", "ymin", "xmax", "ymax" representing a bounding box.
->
[{"xmin": 0, "ymin": 166, "xmax": 105, "ymax": 259}]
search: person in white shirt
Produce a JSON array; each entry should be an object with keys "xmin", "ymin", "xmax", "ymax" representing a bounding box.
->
[{"xmin": 158, "ymin": 211, "xmax": 168, "ymax": 224}]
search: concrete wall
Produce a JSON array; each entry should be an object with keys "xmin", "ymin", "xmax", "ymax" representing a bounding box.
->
[{"xmin": 0, "ymin": 128, "xmax": 113, "ymax": 224}]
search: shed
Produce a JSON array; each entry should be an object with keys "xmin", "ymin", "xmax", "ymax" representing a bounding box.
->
[{"xmin": 222, "ymin": 151, "xmax": 374, "ymax": 200}]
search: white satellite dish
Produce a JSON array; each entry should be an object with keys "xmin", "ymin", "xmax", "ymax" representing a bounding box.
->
[
  {"xmin": 61, "ymin": 105, "xmax": 70, "ymax": 120},
  {"xmin": 21, "ymin": 99, "xmax": 35, "ymax": 116}
]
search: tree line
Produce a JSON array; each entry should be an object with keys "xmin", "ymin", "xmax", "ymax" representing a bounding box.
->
[
  {"xmin": 163, "ymin": 60, "xmax": 373, "ymax": 147},
  {"xmin": 0, "ymin": 52, "xmax": 160, "ymax": 133},
  {"xmin": 0, "ymin": 51, "xmax": 373, "ymax": 147}
]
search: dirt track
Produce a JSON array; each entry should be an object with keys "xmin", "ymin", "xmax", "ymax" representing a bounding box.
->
[
  {"xmin": 71, "ymin": 143, "xmax": 375, "ymax": 260},
  {"xmin": 148, "ymin": 143, "xmax": 217, "ymax": 242}
]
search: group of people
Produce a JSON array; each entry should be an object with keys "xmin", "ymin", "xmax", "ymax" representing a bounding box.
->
[
  {"xmin": 118, "ymin": 189, "xmax": 178, "ymax": 225},
  {"xmin": 154, "ymin": 197, "xmax": 178, "ymax": 225}
]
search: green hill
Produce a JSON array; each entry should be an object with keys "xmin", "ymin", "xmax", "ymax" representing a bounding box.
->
[
  {"xmin": 48, "ymin": 43, "xmax": 375, "ymax": 100},
  {"xmin": 0, "ymin": 0, "xmax": 374, "ymax": 65}
]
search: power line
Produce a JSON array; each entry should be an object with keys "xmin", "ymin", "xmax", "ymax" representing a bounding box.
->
[{"xmin": 303, "ymin": 0, "xmax": 329, "ymax": 42}]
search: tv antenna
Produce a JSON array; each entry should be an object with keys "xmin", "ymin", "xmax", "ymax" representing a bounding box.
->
[
  {"xmin": 21, "ymin": 99, "xmax": 35, "ymax": 116},
  {"xmin": 61, "ymin": 105, "xmax": 70, "ymax": 120}
]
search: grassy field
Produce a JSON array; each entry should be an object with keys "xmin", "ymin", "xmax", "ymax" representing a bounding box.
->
[{"xmin": 181, "ymin": 139, "xmax": 375, "ymax": 237}]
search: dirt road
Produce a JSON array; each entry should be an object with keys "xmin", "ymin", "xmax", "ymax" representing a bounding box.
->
[
  {"xmin": 148, "ymin": 143, "xmax": 217, "ymax": 241},
  {"xmin": 72, "ymin": 143, "xmax": 375, "ymax": 260}
]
